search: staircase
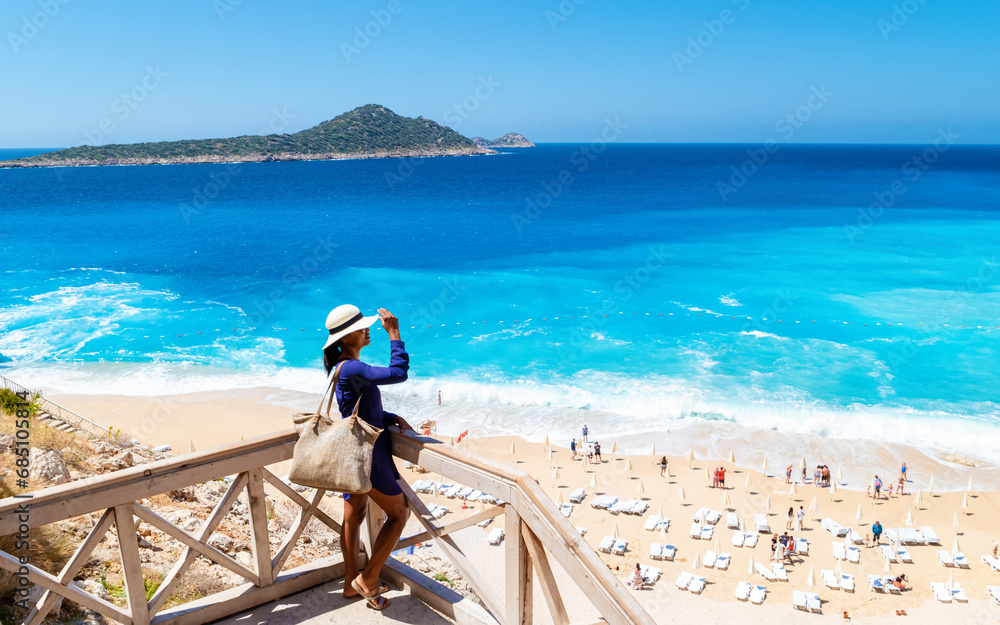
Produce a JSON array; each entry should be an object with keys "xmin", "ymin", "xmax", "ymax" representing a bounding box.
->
[{"xmin": 0, "ymin": 374, "xmax": 115, "ymax": 440}]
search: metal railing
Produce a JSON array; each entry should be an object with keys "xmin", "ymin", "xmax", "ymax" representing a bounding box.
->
[{"xmin": 0, "ymin": 374, "xmax": 114, "ymax": 440}]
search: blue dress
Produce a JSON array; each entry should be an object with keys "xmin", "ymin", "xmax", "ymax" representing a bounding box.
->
[{"xmin": 334, "ymin": 340, "xmax": 409, "ymax": 497}]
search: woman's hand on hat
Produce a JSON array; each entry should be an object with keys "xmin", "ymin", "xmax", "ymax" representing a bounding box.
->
[{"xmin": 378, "ymin": 308, "xmax": 401, "ymax": 341}]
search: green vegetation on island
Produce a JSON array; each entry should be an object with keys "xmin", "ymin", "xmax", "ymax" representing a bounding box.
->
[
  {"xmin": 472, "ymin": 133, "xmax": 535, "ymax": 148},
  {"xmin": 1, "ymin": 105, "xmax": 494, "ymax": 168}
]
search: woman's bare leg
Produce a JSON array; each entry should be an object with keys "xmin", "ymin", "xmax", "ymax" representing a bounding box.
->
[
  {"xmin": 342, "ymin": 493, "xmax": 368, "ymax": 596},
  {"xmin": 354, "ymin": 487, "xmax": 409, "ymax": 594}
]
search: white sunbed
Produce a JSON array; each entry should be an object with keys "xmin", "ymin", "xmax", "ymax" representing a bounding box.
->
[
  {"xmin": 832, "ymin": 542, "xmax": 846, "ymax": 561},
  {"xmin": 569, "ymin": 487, "xmax": 585, "ymax": 503},
  {"xmin": 846, "ymin": 546, "xmax": 861, "ymax": 563},
  {"xmin": 650, "ymin": 542, "xmax": 664, "ymax": 560},
  {"xmin": 487, "ymin": 528, "xmax": 504, "ymax": 545},
  {"xmin": 675, "ymin": 572, "xmax": 694, "ymax": 590},
  {"xmin": 987, "ymin": 585, "xmax": 1000, "ymax": 605},
  {"xmin": 821, "ymin": 569, "xmax": 839, "ymax": 590},
  {"xmin": 884, "ymin": 576, "xmax": 901, "ymax": 594},
  {"xmin": 688, "ymin": 575, "xmax": 707, "ymax": 594},
  {"xmin": 574, "ymin": 526, "xmax": 587, "ymax": 536},
  {"xmin": 445, "ymin": 484, "xmax": 462, "ymax": 498},
  {"xmin": 744, "ymin": 531, "xmax": 759, "ymax": 548},
  {"xmin": 896, "ymin": 546, "xmax": 913, "ymax": 563},
  {"xmin": 735, "ymin": 581, "xmax": 752, "ymax": 601},
  {"xmin": 598, "ymin": 535, "xmax": 614, "ymax": 553},
  {"xmin": 693, "ymin": 507, "xmax": 708, "ymax": 522},
  {"xmin": 701, "ymin": 525, "xmax": 715, "ymax": 541},
  {"xmin": 794, "ymin": 538, "xmax": 809, "ymax": 555},
  {"xmin": 954, "ymin": 552, "xmax": 970, "ymax": 568},
  {"xmin": 455, "ymin": 486, "xmax": 474, "ymax": 499},
  {"xmin": 930, "ymin": 582, "xmax": 952, "ymax": 602},
  {"xmin": 756, "ymin": 562, "xmax": 776, "ymax": 581},
  {"xmin": 982, "ymin": 555, "xmax": 1000, "ymax": 571},
  {"xmin": 427, "ymin": 503, "xmax": 448, "ymax": 519},
  {"xmin": 749, "ymin": 584, "xmax": 767, "ymax": 604},
  {"xmin": 849, "ymin": 528, "xmax": 864, "ymax": 544},
  {"xmin": 896, "ymin": 527, "xmax": 923, "ymax": 544},
  {"xmin": 806, "ymin": 591, "xmax": 822, "ymax": 612},
  {"xmin": 608, "ymin": 501, "xmax": 627, "ymax": 515},
  {"xmin": 611, "ymin": 538, "xmax": 628, "ymax": 556},
  {"xmin": 822, "ymin": 518, "xmax": 849, "ymax": 537},
  {"xmin": 951, "ymin": 582, "xmax": 969, "ymax": 602},
  {"xmin": 412, "ymin": 479, "xmax": 432, "ymax": 492},
  {"xmin": 590, "ymin": 494, "xmax": 617, "ymax": 509},
  {"xmin": 620, "ymin": 499, "xmax": 640, "ymax": 514},
  {"xmin": 689, "ymin": 522, "xmax": 703, "ymax": 538},
  {"xmin": 476, "ymin": 517, "xmax": 493, "ymax": 528},
  {"xmin": 754, "ymin": 514, "xmax": 771, "ymax": 533},
  {"xmin": 644, "ymin": 515, "xmax": 660, "ymax": 531},
  {"xmin": 640, "ymin": 564, "xmax": 662, "ymax": 584},
  {"xmin": 731, "ymin": 530, "xmax": 745, "ymax": 547},
  {"xmin": 938, "ymin": 550, "xmax": 955, "ymax": 567},
  {"xmin": 869, "ymin": 575, "xmax": 885, "ymax": 593},
  {"xmin": 727, "ymin": 512, "xmax": 740, "ymax": 529},
  {"xmin": 560, "ymin": 504, "xmax": 573, "ymax": 517},
  {"xmin": 468, "ymin": 490, "xmax": 485, "ymax": 501},
  {"xmin": 772, "ymin": 562, "xmax": 789, "ymax": 581},
  {"xmin": 660, "ymin": 544, "xmax": 677, "ymax": 561},
  {"xmin": 702, "ymin": 551, "xmax": 717, "ymax": 568},
  {"xmin": 705, "ymin": 509, "xmax": 722, "ymax": 525},
  {"xmin": 840, "ymin": 573, "xmax": 855, "ymax": 592},
  {"xmin": 629, "ymin": 500, "xmax": 649, "ymax": 516},
  {"xmin": 883, "ymin": 528, "xmax": 899, "ymax": 545},
  {"xmin": 792, "ymin": 590, "xmax": 810, "ymax": 611},
  {"xmin": 921, "ymin": 526, "xmax": 941, "ymax": 544},
  {"xmin": 716, "ymin": 553, "xmax": 731, "ymax": 570},
  {"xmin": 881, "ymin": 545, "xmax": 898, "ymax": 562}
]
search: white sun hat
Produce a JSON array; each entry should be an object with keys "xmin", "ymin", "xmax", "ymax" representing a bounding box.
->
[{"xmin": 323, "ymin": 304, "xmax": 379, "ymax": 349}]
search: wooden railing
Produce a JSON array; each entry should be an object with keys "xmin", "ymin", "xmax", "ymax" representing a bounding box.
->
[{"xmin": 0, "ymin": 429, "xmax": 655, "ymax": 625}]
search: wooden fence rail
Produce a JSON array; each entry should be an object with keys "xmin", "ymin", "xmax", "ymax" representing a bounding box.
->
[{"xmin": 0, "ymin": 429, "xmax": 654, "ymax": 625}]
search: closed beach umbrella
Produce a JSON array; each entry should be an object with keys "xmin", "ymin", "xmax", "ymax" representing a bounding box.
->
[
  {"xmin": 800, "ymin": 455, "xmax": 807, "ymax": 471},
  {"xmin": 555, "ymin": 490, "xmax": 564, "ymax": 506},
  {"xmin": 905, "ymin": 509, "xmax": 913, "ymax": 527},
  {"xmin": 952, "ymin": 535, "xmax": 960, "ymax": 554},
  {"xmin": 745, "ymin": 472, "xmax": 752, "ymax": 491},
  {"xmin": 883, "ymin": 557, "xmax": 892, "ymax": 574},
  {"xmin": 763, "ymin": 495, "xmax": 771, "ymax": 511},
  {"xmin": 543, "ymin": 434, "xmax": 549, "ymax": 448},
  {"xmin": 966, "ymin": 477, "xmax": 974, "ymax": 493},
  {"xmin": 953, "ymin": 510, "xmax": 960, "ymax": 530},
  {"xmin": 748, "ymin": 556, "xmax": 755, "ymax": 582},
  {"xmin": 693, "ymin": 550, "xmax": 701, "ymax": 570},
  {"xmin": 808, "ymin": 496, "xmax": 818, "ymax": 515},
  {"xmin": 697, "ymin": 509, "xmax": 704, "ymax": 525},
  {"xmin": 915, "ymin": 490, "xmax": 923, "ymax": 505},
  {"xmin": 962, "ymin": 492, "xmax": 968, "ymax": 511},
  {"xmin": 761, "ymin": 455, "xmax": 768, "ymax": 472},
  {"xmin": 510, "ymin": 441, "xmax": 516, "ymax": 455},
  {"xmin": 658, "ymin": 505, "xmax": 664, "ymax": 521},
  {"xmin": 729, "ymin": 449, "xmax": 736, "ymax": 463},
  {"xmin": 433, "ymin": 481, "xmax": 440, "ymax": 497},
  {"xmin": 789, "ymin": 482, "xmax": 796, "ymax": 495},
  {"xmin": 611, "ymin": 523, "xmax": 619, "ymax": 540},
  {"xmin": 588, "ymin": 474, "xmax": 597, "ymax": 488},
  {"xmin": 651, "ymin": 442, "xmax": 656, "ymax": 456},
  {"xmin": 856, "ymin": 504, "xmax": 863, "ymax": 522},
  {"xmin": 625, "ymin": 457, "xmax": 633, "ymax": 473},
  {"xmin": 928, "ymin": 475, "xmax": 935, "ymax": 492},
  {"xmin": 679, "ymin": 485, "xmax": 686, "ymax": 501},
  {"xmin": 714, "ymin": 537, "xmax": 721, "ymax": 556},
  {"xmin": 548, "ymin": 448, "xmax": 553, "ymax": 462},
  {"xmin": 687, "ymin": 448, "xmax": 695, "ymax": 462},
  {"xmin": 189, "ymin": 441, "xmax": 196, "ymax": 453},
  {"xmin": 830, "ymin": 480, "xmax": 837, "ymax": 496},
  {"xmin": 636, "ymin": 479, "xmax": 645, "ymax": 498},
  {"xmin": 837, "ymin": 466, "xmax": 844, "ymax": 483},
  {"xmin": 807, "ymin": 566, "xmax": 815, "ymax": 588},
  {"xmin": 722, "ymin": 489, "xmax": 732, "ymax": 507},
  {"xmin": 835, "ymin": 560, "xmax": 842, "ymax": 574},
  {"xmin": 476, "ymin": 498, "xmax": 484, "ymax": 512},
  {"xmin": 552, "ymin": 467, "xmax": 561, "ymax": 480},
  {"xmin": 704, "ymin": 465, "xmax": 711, "ymax": 480},
  {"xmin": 611, "ymin": 441, "xmax": 617, "ymax": 454}
]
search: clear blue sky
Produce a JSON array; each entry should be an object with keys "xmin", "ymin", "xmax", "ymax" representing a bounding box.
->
[{"xmin": 2, "ymin": 0, "xmax": 997, "ymax": 147}]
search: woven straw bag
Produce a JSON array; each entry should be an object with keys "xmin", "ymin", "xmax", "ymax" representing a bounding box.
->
[{"xmin": 289, "ymin": 361, "xmax": 381, "ymax": 493}]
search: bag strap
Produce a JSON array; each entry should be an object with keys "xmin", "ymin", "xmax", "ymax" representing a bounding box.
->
[{"xmin": 321, "ymin": 361, "xmax": 363, "ymax": 417}]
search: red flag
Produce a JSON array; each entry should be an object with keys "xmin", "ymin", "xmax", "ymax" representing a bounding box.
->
[{"xmin": 456, "ymin": 429, "xmax": 469, "ymax": 443}]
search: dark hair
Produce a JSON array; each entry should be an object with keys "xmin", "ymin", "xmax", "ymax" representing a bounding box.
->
[{"xmin": 323, "ymin": 341, "xmax": 343, "ymax": 374}]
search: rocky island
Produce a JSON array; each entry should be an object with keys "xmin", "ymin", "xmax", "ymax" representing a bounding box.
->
[
  {"xmin": 0, "ymin": 105, "xmax": 496, "ymax": 168},
  {"xmin": 472, "ymin": 132, "xmax": 535, "ymax": 148}
]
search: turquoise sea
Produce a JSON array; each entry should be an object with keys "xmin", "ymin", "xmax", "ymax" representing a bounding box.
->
[{"xmin": 1, "ymin": 144, "xmax": 998, "ymax": 472}]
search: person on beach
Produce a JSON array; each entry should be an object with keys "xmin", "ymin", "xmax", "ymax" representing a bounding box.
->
[
  {"xmin": 864, "ymin": 533, "xmax": 872, "ymax": 548},
  {"xmin": 898, "ymin": 474, "xmax": 905, "ymax": 495},
  {"xmin": 582, "ymin": 424, "xmax": 589, "ymax": 443},
  {"xmin": 719, "ymin": 466, "xmax": 726, "ymax": 489},
  {"xmin": 814, "ymin": 466, "xmax": 821, "ymax": 486},
  {"xmin": 872, "ymin": 521, "xmax": 883, "ymax": 545},
  {"xmin": 631, "ymin": 563, "xmax": 644, "ymax": 591},
  {"xmin": 874, "ymin": 475, "xmax": 882, "ymax": 499},
  {"xmin": 570, "ymin": 438, "xmax": 577, "ymax": 460},
  {"xmin": 786, "ymin": 465, "xmax": 792, "ymax": 484},
  {"xmin": 797, "ymin": 505, "xmax": 805, "ymax": 529},
  {"xmin": 801, "ymin": 466, "xmax": 807, "ymax": 483},
  {"xmin": 437, "ymin": 390, "xmax": 441, "ymax": 406},
  {"xmin": 712, "ymin": 467, "xmax": 719, "ymax": 489},
  {"xmin": 594, "ymin": 441, "xmax": 602, "ymax": 461},
  {"xmin": 822, "ymin": 465, "xmax": 831, "ymax": 487},
  {"xmin": 323, "ymin": 305, "xmax": 412, "ymax": 611},
  {"xmin": 658, "ymin": 456, "xmax": 667, "ymax": 477},
  {"xmin": 893, "ymin": 574, "xmax": 908, "ymax": 590},
  {"xmin": 770, "ymin": 537, "xmax": 778, "ymax": 561},
  {"xmin": 900, "ymin": 462, "xmax": 907, "ymax": 481},
  {"xmin": 887, "ymin": 483, "xmax": 893, "ymax": 498}
]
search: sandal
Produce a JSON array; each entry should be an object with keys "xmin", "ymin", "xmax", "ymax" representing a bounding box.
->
[
  {"xmin": 345, "ymin": 581, "xmax": 389, "ymax": 598},
  {"xmin": 366, "ymin": 595, "xmax": 391, "ymax": 611},
  {"xmin": 351, "ymin": 574, "xmax": 386, "ymax": 601}
]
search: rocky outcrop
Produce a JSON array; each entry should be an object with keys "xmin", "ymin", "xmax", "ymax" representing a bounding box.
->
[
  {"xmin": 30, "ymin": 447, "xmax": 71, "ymax": 484},
  {"xmin": 472, "ymin": 133, "xmax": 535, "ymax": 148}
]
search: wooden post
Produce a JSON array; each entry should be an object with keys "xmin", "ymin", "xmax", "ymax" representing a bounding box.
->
[
  {"xmin": 520, "ymin": 522, "xmax": 569, "ymax": 625},
  {"xmin": 505, "ymin": 509, "xmax": 532, "ymax": 625},
  {"xmin": 113, "ymin": 503, "xmax": 151, "ymax": 625},
  {"xmin": 246, "ymin": 469, "xmax": 274, "ymax": 586}
]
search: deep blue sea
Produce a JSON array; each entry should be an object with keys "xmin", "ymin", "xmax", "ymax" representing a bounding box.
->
[{"xmin": 1, "ymin": 144, "xmax": 999, "ymax": 466}]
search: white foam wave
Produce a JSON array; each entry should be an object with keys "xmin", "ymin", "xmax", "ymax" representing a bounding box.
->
[
  {"xmin": 740, "ymin": 330, "xmax": 787, "ymax": 340},
  {"xmin": 719, "ymin": 294, "xmax": 743, "ymax": 307}
]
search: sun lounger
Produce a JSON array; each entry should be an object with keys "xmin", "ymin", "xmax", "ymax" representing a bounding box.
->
[
  {"xmin": 832, "ymin": 542, "xmax": 846, "ymax": 560},
  {"xmin": 754, "ymin": 514, "xmax": 771, "ymax": 533},
  {"xmin": 590, "ymin": 494, "xmax": 616, "ymax": 509},
  {"xmin": 884, "ymin": 576, "xmax": 901, "ymax": 594},
  {"xmin": 650, "ymin": 542, "xmax": 663, "ymax": 560},
  {"xmin": 629, "ymin": 500, "xmax": 649, "ymax": 515},
  {"xmin": 794, "ymin": 538, "xmax": 809, "ymax": 555},
  {"xmin": 487, "ymin": 528, "xmax": 504, "ymax": 545},
  {"xmin": 793, "ymin": 590, "xmax": 810, "ymax": 611},
  {"xmin": 987, "ymin": 585, "xmax": 1000, "ymax": 604},
  {"xmin": 467, "ymin": 490, "xmax": 483, "ymax": 502},
  {"xmin": 921, "ymin": 526, "xmax": 941, "ymax": 544},
  {"xmin": 807, "ymin": 591, "xmax": 822, "ymax": 612},
  {"xmin": 744, "ymin": 531, "xmax": 759, "ymax": 548},
  {"xmin": 413, "ymin": 479, "xmax": 432, "ymax": 492},
  {"xmin": 881, "ymin": 545, "xmax": 898, "ymax": 562},
  {"xmin": 822, "ymin": 518, "xmax": 849, "ymax": 537},
  {"xmin": 901, "ymin": 527, "xmax": 924, "ymax": 544},
  {"xmin": 445, "ymin": 484, "xmax": 462, "ymax": 498},
  {"xmin": 693, "ymin": 507, "xmax": 709, "ymax": 522},
  {"xmin": 735, "ymin": 581, "xmax": 752, "ymax": 601},
  {"xmin": 661, "ymin": 544, "xmax": 676, "ymax": 561},
  {"xmin": 705, "ymin": 509, "xmax": 722, "ymax": 525},
  {"xmin": 640, "ymin": 564, "xmax": 662, "ymax": 584},
  {"xmin": 938, "ymin": 550, "xmax": 955, "ymax": 566},
  {"xmin": 954, "ymin": 553, "xmax": 969, "ymax": 568},
  {"xmin": 883, "ymin": 528, "xmax": 898, "ymax": 545},
  {"xmin": 456, "ymin": 486, "xmax": 474, "ymax": 499},
  {"xmin": 822, "ymin": 569, "xmax": 839, "ymax": 590},
  {"xmin": 930, "ymin": 582, "xmax": 951, "ymax": 602},
  {"xmin": 611, "ymin": 538, "xmax": 628, "ymax": 555},
  {"xmin": 575, "ymin": 526, "xmax": 587, "ymax": 535},
  {"xmin": 716, "ymin": 553, "xmax": 731, "ymax": 570},
  {"xmin": 849, "ymin": 528, "xmax": 864, "ymax": 544},
  {"xmin": 982, "ymin": 555, "xmax": 1000, "ymax": 572},
  {"xmin": 731, "ymin": 530, "xmax": 745, "ymax": 547},
  {"xmin": 675, "ymin": 572, "xmax": 694, "ymax": 590},
  {"xmin": 701, "ymin": 525, "xmax": 714, "ymax": 540},
  {"xmin": 951, "ymin": 582, "xmax": 969, "ymax": 602},
  {"xmin": 608, "ymin": 501, "xmax": 626, "ymax": 515},
  {"xmin": 690, "ymin": 523, "xmax": 702, "ymax": 538},
  {"xmin": 869, "ymin": 575, "xmax": 885, "ymax": 593},
  {"xmin": 428, "ymin": 503, "xmax": 448, "ymax": 519},
  {"xmin": 727, "ymin": 512, "xmax": 739, "ymax": 529},
  {"xmin": 569, "ymin": 487, "xmax": 585, "ymax": 503},
  {"xmin": 476, "ymin": 517, "xmax": 493, "ymax": 527},
  {"xmin": 598, "ymin": 536, "xmax": 614, "ymax": 553},
  {"xmin": 645, "ymin": 515, "xmax": 660, "ymax": 531},
  {"xmin": 620, "ymin": 499, "xmax": 639, "ymax": 513},
  {"xmin": 846, "ymin": 546, "xmax": 860, "ymax": 563},
  {"xmin": 560, "ymin": 504, "xmax": 573, "ymax": 517},
  {"xmin": 749, "ymin": 584, "xmax": 767, "ymax": 604},
  {"xmin": 896, "ymin": 547, "xmax": 913, "ymax": 563},
  {"xmin": 688, "ymin": 576, "xmax": 707, "ymax": 594},
  {"xmin": 702, "ymin": 551, "xmax": 717, "ymax": 568},
  {"xmin": 840, "ymin": 573, "xmax": 855, "ymax": 592},
  {"xmin": 772, "ymin": 562, "xmax": 788, "ymax": 581},
  {"xmin": 756, "ymin": 562, "xmax": 776, "ymax": 581}
]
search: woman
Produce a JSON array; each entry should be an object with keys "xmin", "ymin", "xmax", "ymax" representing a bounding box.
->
[
  {"xmin": 658, "ymin": 456, "xmax": 667, "ymax": 477},
  {"xmin": 631, "ymin": 563, "xmax": 644, "ymax": 591},
  {"xmin": 323, "ymin": 305, "xmax": 412, "ymax": 611},
  {"xmin": 893, "ymin": 573, "xmax": 907, "ymax": 590},
  {"xmin": 786, "ymin": 506, "xmax": 794, "ymax": 530}
]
